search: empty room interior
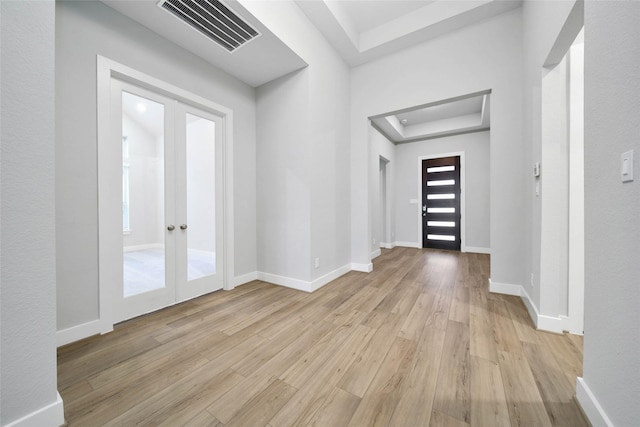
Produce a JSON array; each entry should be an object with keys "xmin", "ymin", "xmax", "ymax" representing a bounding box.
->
[{"xmin": 1, "ymin": 0, "xmax": 638, "ymax": 426}]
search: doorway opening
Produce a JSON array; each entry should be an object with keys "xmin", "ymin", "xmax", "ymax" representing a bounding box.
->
[
  {"xmin": 379, "ymin": 156, "xmax": 390, "ymax": 249},
  {"xmin": 539, "ymin": 27, "xmax": 584, "ymax": 334}
]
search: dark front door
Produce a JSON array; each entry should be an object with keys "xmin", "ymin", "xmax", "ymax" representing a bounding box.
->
[{"xmin": 422, "ymin": 156, "xmax": 461, "ymax": 251}]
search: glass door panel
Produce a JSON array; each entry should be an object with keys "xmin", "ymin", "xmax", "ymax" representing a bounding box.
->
[
  {"xmin": 121, "ymin": 90, "xmax": 167, "ymax": 297},
  {"xmin": 111, "ymin": 78, "xmax": 176, "ymax": 323},
  {"xmin": 185, "ymin": 113, "xmax": 217, "ymax": 281},
  {"xmin": 176, "ymin": 105, "xmax": 224, "ymax": 302}
]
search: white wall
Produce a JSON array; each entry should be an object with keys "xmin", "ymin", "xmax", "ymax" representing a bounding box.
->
[
  {"xmin": 245, "ymin": 0, "xmax": 351, "ymax": 284},
  {"xmin": 394, "ymin": 132, "xmax": 490, "ymax": 252},
  {"xmin": 579, "ymin": 2, "xmax": 640, "ymax": 425},
  {"xmin": 521, "ymin": 0, "xmax": 581, "ymax": 322},
  {"xmin": 256, "ymin": 69, "xmax": 311, "ymax": 281},
  {"xmin": 351, "ymin": 10, "xmax": 523, "ymax": 284},
  {"xmin": 0, "ymin": 1, "xmax": 64, "ymax": 425},
  {"xmin": 56, "ymin": 1, "xmax": 256, "ymax": 332}
]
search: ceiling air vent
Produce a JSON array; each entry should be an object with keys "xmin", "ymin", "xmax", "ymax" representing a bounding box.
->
[{"xmin": 158, "ymin": 0, "xmax": 260, "ymax": 52}]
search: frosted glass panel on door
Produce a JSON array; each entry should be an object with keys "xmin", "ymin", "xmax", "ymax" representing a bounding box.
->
[
  {"xmin": 122, "ymin": 91, "xmax": 166, "ymax": 297},
  {"xmin": 186, "ymin": 113, "xmax": 216, "ymax": 281}
]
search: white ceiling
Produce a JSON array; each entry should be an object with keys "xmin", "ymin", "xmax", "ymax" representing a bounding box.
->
[
  {"xmin": 371, "ymin": 91, "xmax": 491, "ymax": 144},
  {"xmin": 104, "ymin": 0, "xmax": 516, "ymax": 142},
  {"xmin": 339, "ymin": 1, "xmax": 433, "ymax": 33},
  {"xmin": 101, "ymin": 0, "xmax": 522, "ymax": 87},
  {"xmin": 100, "ymin": 0, "xmax": 308, "ymax": 87},
  {"xmin": 295, "ymin": 0, "xmax": 522, "ymax": 66}
]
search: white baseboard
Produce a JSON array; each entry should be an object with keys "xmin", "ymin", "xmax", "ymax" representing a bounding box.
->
[
  {"xmin": 233, "ymin": 271, "xmax": 258, "ymax": 287},
  {"xmin": 519, "ymin": 286, "xmax": 541, "ymax": 329},
  {"xmin": 4, "ymin": 391, "xmax": 65, "ymax": 427},
  {"xmin": 257, "ymin": 271, "xmax": 312, "ymax": 292},
  {"xmin": 57, "ymin": 319, "xmax": 112, "ymax": 347},
  {"xmin": 310, "ymin": 264, "xmax": 351, "ymax": 292},
  {"xmin": 576, "ymin": 377, "xmax": 614, "ymax": 427},
  {"xmin": 258, "ymin": 264, "xmax": 351, "ymax": 293},
  {"xmin": 488, "ymin": 278, "xmax": 521, "ymax": 296},
  {"xmin": 488, "ymin": 278, "xmax": 563, "ymax": 334},
  {"xmin": 380, "ymin": 242, "xmax": 395, "ymax": 249},
  {"xmin": 351, "ymin": 262, "xmax": 373, "ymax": 273},
  {"xmin": 395, "ymin": 241, "xmax": 421, "ymax": 248},
  {"xmin": 464, "ymin": 246, "xmax": 491, "ymax": 254},
  {"xmin": 371, "ymin": 249, "xmax": 382, "ymax": 259}
]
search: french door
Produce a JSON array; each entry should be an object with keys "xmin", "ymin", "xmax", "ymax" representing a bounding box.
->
[
  {"xmin": 422, "ymin": 156, "xmax": 461, "ymax": 251},
  {"xmin": 110, "ymin": 79, "xmax": 224, "ymax": 322}
]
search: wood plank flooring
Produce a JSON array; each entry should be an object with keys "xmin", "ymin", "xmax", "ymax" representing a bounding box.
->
[{"xmin": 58, "ymin": 247, "xmax": 588, "ymax": 426}]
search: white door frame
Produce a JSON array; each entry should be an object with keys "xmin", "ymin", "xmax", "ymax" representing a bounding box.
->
[
  {"xmin": 97, "ymin": 55, "xmax": 234, "ymax": 333},
  {"xmin": 418, "ymin": 151, "xmax": 466, "ymax": 252}
]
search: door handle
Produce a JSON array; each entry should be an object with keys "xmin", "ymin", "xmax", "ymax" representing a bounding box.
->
[
  {"xmin": 180, "ymin": 224, "xmax": 188, "ymax": 230},
  {"xmin": 167, "ymin": 224, "xmax": 175, "ymax": 231}
]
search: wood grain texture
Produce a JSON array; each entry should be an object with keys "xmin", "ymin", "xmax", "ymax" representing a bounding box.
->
[{"xmin": 58, "ymin": 248, "xmax": 587, "ymax": 426}]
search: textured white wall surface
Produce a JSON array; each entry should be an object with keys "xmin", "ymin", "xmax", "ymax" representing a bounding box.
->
[
  {"xmin": 351, "ymin": 9, "xmax": 523, "ymax": 285},
  {"xmin": 582, "ymin": 2, "xmax": 640, "ymax": 425},
  {"xmin": 247, "ymin": 0, "xmax": 351, "ymax": 282},
  {"xmin": 0, "ymin": 1, "xmax": 63, "ymax": 425},
  {"xmin": 55, "ymin": 1, "xmax": 257, "ymax": 331}
]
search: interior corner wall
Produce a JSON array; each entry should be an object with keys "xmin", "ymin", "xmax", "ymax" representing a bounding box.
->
[
  {"xmin": 246, "ymin": 0, "xmax": 351, "ymax": 283},
  {"xmin": 394, "ymin": 132, "xmax": 490, "ymax": 251},
  {"xmin": 581, "ymin": 2, "xmax": 640, "ymax": 426},
  {"xmin": 521, "ymin": 0, "xmax": 580, "ymax": 318},
  {"xmin": 256, "ymin": 69, "xmax": 312, "ymax": 281},
  {"xmin": 0, "ymin": 1, "xmax": 63, "ymax": 425},
  {"xmin": 351, "ymin": 9, "xmax": 523, "ymax": 285},
  {"xmin": 55, "ymin": 0, "xmax": 256, "ymax": 333}
]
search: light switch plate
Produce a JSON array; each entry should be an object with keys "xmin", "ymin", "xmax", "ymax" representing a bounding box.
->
[{"xmin": 621, "ymin": 150, "xmax": 634, "ymax": 182}]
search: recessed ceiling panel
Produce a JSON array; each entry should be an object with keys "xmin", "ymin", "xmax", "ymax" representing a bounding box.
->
[
  {"xmin": 339, "ymin": 0, "xmax": 433, "ymax": 33},
  {"xmin": 370, "ymin": 90, "xmax": 491, "ymax": 144}
]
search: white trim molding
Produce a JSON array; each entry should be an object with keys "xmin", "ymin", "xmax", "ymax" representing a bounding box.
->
[
  {"xmin": 257, "ymin": 264, "xmax": 351, "ymax": 293},
  {"xmin": 380, "ymin": 242, "xmax": 395, "ymax": 249},
  {"xmin": 3, "ymin": 392, "xmax": 64, "ymax": 427},
  {"xmin": 464, "ymin": 246, "xmax": 491, "ymax": 254},
  {"xmin": 576, "ymin": 377, "xmax": 614, "ymax": 427},
  {"xmin": 395, "ymin": 241, "xmax": 421, "ymax": 249},
  {"xmin": 257, "ymin": 272, "xmax": 312, "ymax": 292},
  {"xmin": 311, "ymin": 264, "xmax": 352, "ymax": 292},
  {"xmin": 371, "ymin": 249, "xmax": 382, "ymax": 259},
  {"xmin": 488, "ymin": 278, "xmax": 564, "ymax": 334},
  {"xmin": 351, "ymin": 262, "xmax": 373, "ymax": 273},
  {"xmin": 233, "ymin": 271, "xmax": 259, "ymax": 287},
  {"xmin": 57, "ymin": 319, "xmax": 111, "ymax": 348}
]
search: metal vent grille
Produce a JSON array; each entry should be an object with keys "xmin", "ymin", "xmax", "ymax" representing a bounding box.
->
[{"xmin": 158, "ymin": 0, "xmax": 260, "ymax": 52}]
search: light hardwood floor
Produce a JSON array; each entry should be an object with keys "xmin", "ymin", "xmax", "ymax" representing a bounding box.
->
[{"xmin": 58, "ymin": 247, "xmax": 588, "ymax": 426}]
